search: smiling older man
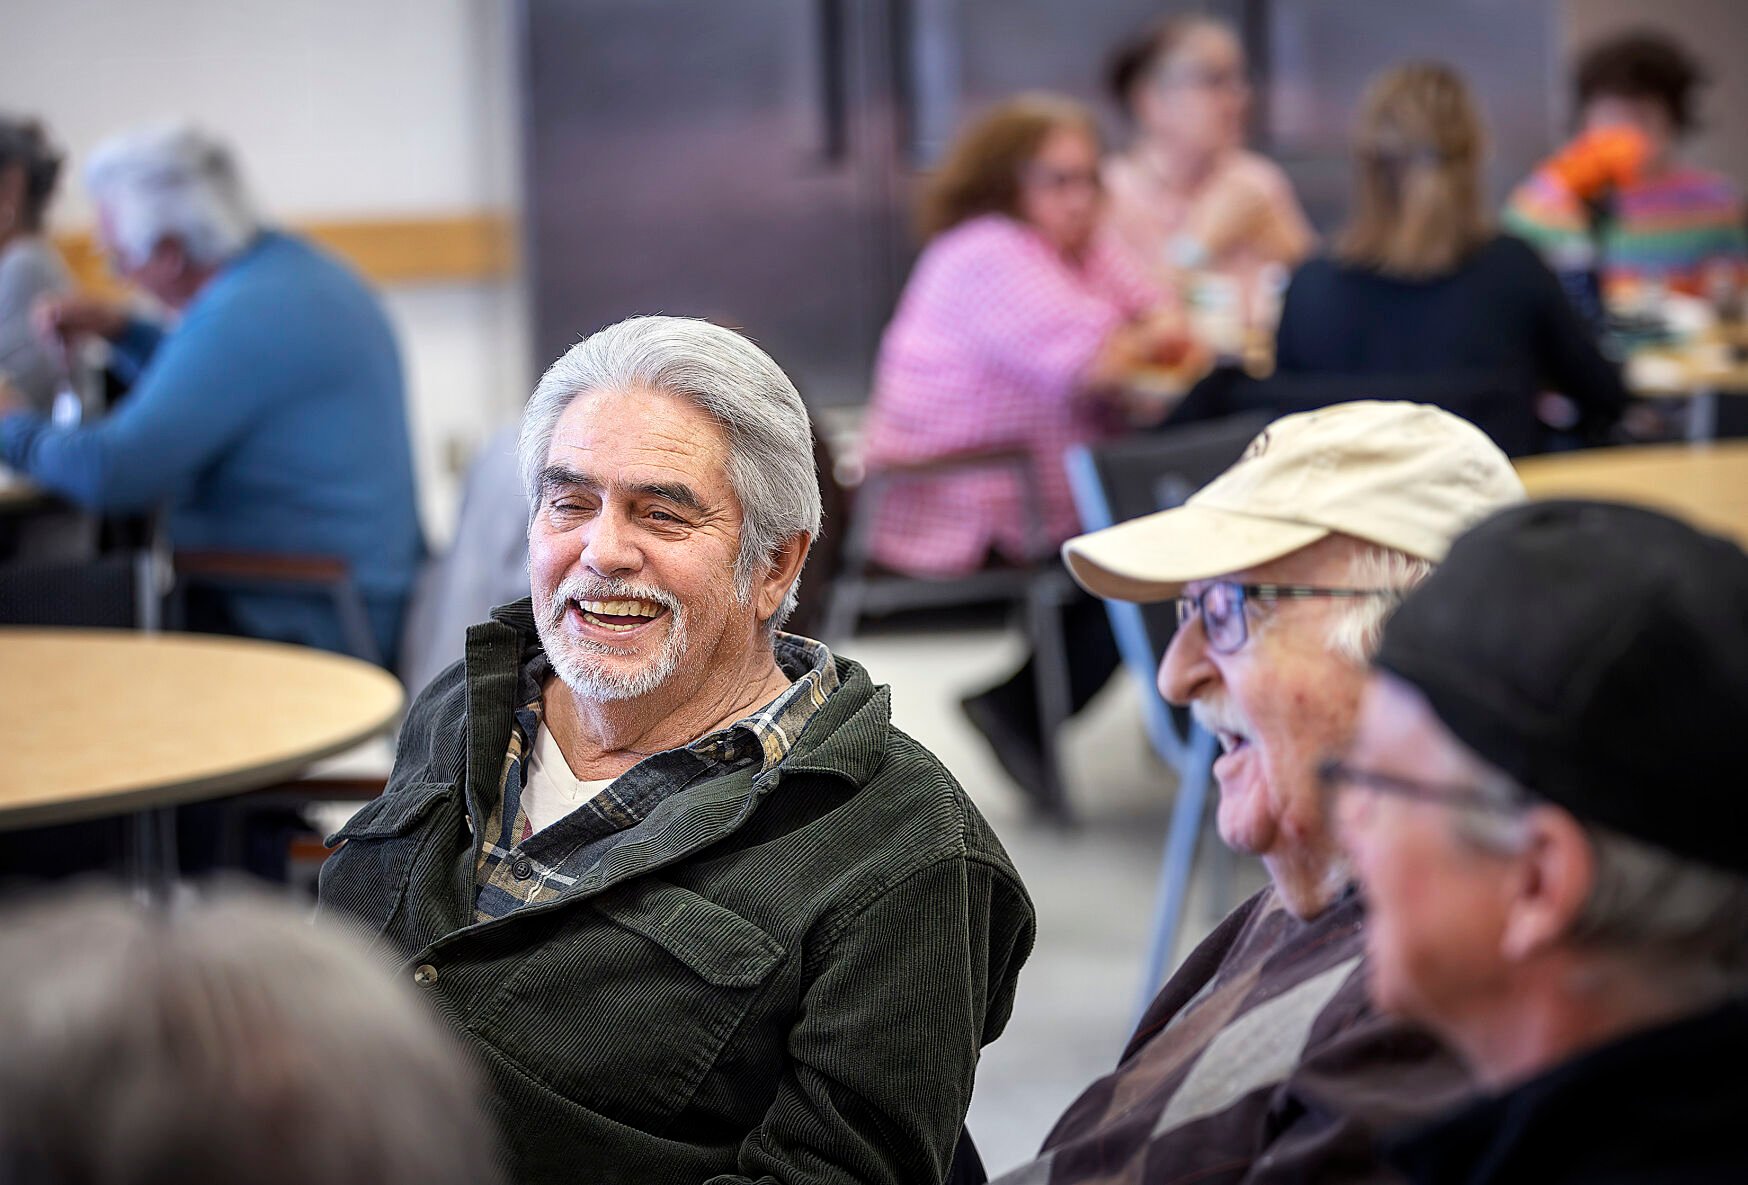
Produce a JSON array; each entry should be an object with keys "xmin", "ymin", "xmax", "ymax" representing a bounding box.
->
[
  {"xmin": 1335, "ymin": 500, "xmax": 1748, "ymax": 1184},
  {"xmin": 992, "ymin": 402, "xmax": 1521, "ymax": 1184},
  {"xmin": 317, "ymin": 316, "xmax": 1035, "ymax": 1185}
]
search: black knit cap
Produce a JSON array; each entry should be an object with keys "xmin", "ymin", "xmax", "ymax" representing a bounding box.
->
[{"xmin": 1374, "ymin": 499, "xmax": 1748, "ymax": 874}]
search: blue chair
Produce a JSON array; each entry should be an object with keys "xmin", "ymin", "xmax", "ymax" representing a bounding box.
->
[{"xmin": 1065, "ymin": 414, "xmax": 1272, "ymax": 1015}]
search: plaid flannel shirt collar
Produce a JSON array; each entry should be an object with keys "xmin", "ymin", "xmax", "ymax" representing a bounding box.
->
[{"xmin": 472, "ymin": 632, "xmax": 838, "ymax": 920}]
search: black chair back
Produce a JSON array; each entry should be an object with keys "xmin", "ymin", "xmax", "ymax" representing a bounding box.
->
[
  {"xmin": 1171, "ymin": 369, "xmax": 1544, "ymax": 457},
  {"xmin": 0, "ymin": 553, "xmax": 156, "ymax": 630}
]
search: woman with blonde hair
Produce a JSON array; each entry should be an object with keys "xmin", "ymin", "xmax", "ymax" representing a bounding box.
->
[
  {"xmin": 861, "ymin": 93, "xmax": 1185, "ymax": 799},
  {"xmin": 1270, "ymin": 62, "xmax": 1626, "ymax": 452}
]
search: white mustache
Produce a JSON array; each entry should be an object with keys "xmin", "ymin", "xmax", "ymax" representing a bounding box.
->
[
  {"xmin": 1191, "ymin": 695, "xmax": 1253, "ymax": 741},
  {"xmin": 548, "ymin": 576, "xmax": 682, "ymax": 624}
]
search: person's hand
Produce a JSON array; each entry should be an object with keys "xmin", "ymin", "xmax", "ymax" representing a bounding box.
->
[
  {"xmin": 1087, "ymin": 312, "xmax": 1174, "ymax": 389},
  {"xmin": 1182, "ymin": 163, "xmax": 1311, "ymax": 266},
  {"xmin": 1185, "ymin": 165, "xmax": 1276, "ymax": 261},
  {"xmin": 1545, "ymin": 126, "xmax": 1650, "ymax": 203},
  {"xmin": 33, "ymin": 293, "xmax": 128, "ymax": 347},
  {"xmin": 1085, "ymin": 308, "xmax": 1208, "ymax": 399}
]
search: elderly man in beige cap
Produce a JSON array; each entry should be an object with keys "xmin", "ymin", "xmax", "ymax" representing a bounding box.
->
[{"xmin": 991, "ymin": 402, "xmax": 1524, "ymax": 1185}]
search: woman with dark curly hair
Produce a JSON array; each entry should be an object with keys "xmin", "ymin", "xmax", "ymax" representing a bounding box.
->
[
  {"xmin": 0, "ymin": 117, "xmax": 72, "ymax": 413},
  {"xmin": 1506, "ymin": 30, "xmax": 1746, "ymax": 298}
]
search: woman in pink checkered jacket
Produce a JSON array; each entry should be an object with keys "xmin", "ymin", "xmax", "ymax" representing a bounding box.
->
[{"xmin": 860, "ymin": 94, "xmax": 1187, "ymax": 801}]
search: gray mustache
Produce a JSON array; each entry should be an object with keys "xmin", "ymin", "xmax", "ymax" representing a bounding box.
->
[{"xmin": 548, "ymin": 578, "xmax": 682, "ymax": 623}]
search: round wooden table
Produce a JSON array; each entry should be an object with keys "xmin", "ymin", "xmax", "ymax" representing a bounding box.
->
[
  {"xmin": 1515, "ymin": 441, "xmax": 1748, "ymax": 548},
  {"xmin": 0, "ymin": 628, "xmax": 404, "ymax": 831}
]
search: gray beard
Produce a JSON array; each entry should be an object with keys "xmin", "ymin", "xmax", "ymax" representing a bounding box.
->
[{"xmin": 535, "ymin": 578, "xmax": 689, "ymax": 703}]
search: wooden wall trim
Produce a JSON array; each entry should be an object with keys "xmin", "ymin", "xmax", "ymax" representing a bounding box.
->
[{"xmin": 53, "ymin": 211, "xmax": 517, "ymax": 296}]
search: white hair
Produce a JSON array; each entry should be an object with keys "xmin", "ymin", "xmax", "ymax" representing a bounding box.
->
[
  {"xmin": 1455, "ymin": 768, "xmax": 1748, "ymax": 989},
  {"xmin": 85, "ymin": 122, "xmax": 261, "ymax": 268},
  {"xmin": 0, "ymin": 886, "xmax": 503, "ymax": 1185},
  {"xmin": 1327, "ymin": 542, "xmax": 1436, "ymax": 665},
  {"xmin": 518, "ymin": 315, "xmax": 822, "ymax": 628}
]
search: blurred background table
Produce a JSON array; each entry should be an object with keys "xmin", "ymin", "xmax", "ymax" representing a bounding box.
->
[
  {"xmin": 0, "ymin": 628, "xmax": 403, "ymax": 884},
  {"xmin": 1621, "ymin": 316, "xmax": 1748, "ymax": 442},
  {"xmin": 1516, "ymin": 441, "xmax": 1748, "ymax": 547}
]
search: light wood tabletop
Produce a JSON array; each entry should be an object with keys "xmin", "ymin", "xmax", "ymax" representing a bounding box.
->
[
  {"xmin": 0, "ymin": 628, "xmax": 404, "ymax": 830},
  {"xmin": 1515, "ymin": 441, "xmax": 1748, "ymax": 548},
  {"xmin": 0, "ymin": 466, "xmax": 44, "ymax": 510},
  {"xmin": 1626, "ymin": 341, "xmax": 1748, "ymax": 399}
]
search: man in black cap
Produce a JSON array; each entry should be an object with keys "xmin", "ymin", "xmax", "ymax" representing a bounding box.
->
[{"xmin": 1328, "ymin": 499, "xmax": 1748, "ymax": 1184}]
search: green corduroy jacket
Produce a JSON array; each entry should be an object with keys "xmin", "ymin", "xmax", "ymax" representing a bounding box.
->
[{"xmin": 317, "ymin": 601, "xmax": 1036, "ymax": 1185}]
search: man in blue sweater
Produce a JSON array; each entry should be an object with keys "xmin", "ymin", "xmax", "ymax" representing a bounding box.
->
[{"xmin": 0, "ymin": 123, "xmax": 421, "ymax": 663}]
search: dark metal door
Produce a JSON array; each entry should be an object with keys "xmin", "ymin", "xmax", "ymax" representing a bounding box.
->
[{"xmin": 519, "ymin": 0, "xmax": 909, "ymax": 407}]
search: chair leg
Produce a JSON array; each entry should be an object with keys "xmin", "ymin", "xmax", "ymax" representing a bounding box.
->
[
  {"xmin": 126, "ymin": 807, "xmax": 180, "ymax": 902},
  {"xmin": 1134, "ymin": 725, "xmax": 1219, "ymax": 1020},
  {"xmin": 1026, "ymin": 578, "xmax": 1074, "ymax": 825}
]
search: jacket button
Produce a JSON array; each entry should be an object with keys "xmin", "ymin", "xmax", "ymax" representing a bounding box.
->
[
  {"xmin": 511, "ymin": 856, "xmax": 534, "ymax": 881},
  {"xmin": 412, "ymin": 963, "xmax": 439, "ymax": 986}
]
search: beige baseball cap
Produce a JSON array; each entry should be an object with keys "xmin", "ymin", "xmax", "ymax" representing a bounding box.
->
[{"xmin": 1063, "ymin": 401, "xmax": 1526, "ymax": 603}]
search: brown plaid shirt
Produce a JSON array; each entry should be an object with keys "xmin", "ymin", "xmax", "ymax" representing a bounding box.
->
[
  {"xmin": 472, "ymin": 633, "xmax": 839, "ymax": 921},
  {"xmin": 995, "ymin": 887, "xmax": 1472, "ymax": 1184}
]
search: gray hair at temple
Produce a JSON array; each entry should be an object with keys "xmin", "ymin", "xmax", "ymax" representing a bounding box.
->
[
  {"xmin": 85, "ymin": 122, "xmax": 261, "ymax": 268},
  {"xmin": 1452, "ymin": 767, "xmax": 1748, "ymax": 998},
  {"xmin": 518, "ymin": 315, "xmax": 822, "ymax": 627},
  {"xmin": 0, "ymin": 886, "xmax": 504, "ymax": 1185}
]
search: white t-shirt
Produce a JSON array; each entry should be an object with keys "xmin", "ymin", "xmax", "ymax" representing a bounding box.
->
[{"xmin": 522, "ymin": 722, "xmax": 616, "ymax": 835}]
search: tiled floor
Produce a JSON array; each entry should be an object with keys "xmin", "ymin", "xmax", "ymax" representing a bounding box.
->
[{"xmin": 839, "ymin": 619, "xmax": 1265, "ymax": 1175}]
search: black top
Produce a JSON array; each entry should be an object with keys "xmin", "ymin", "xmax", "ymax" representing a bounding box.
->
[
  {"xmin": 1272, "ymin": 234, "xmax": 1628, "ymax": 444},
  {"xmin": 1385, "ymin": 998, "xmax": 1748, "ymax": 1184}
]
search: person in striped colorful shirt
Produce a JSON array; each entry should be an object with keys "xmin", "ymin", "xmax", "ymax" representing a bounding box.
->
[{"xmin": 1505, "ymin": 30, "xmax": 1746, "ymax": 300}]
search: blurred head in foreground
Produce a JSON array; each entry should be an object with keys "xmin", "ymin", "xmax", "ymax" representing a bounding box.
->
[
  {"xmin": 1337, "ymin": 500, "xmax": 1748, "ymax": 1086},
  {"xmin": 0, "ymin": 886, "xmax": 503, "ymax": 1185}
]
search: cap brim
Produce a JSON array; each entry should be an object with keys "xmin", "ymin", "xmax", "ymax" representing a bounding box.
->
[{"xmin": 1063, "ymin": 505, "xmax": 1331, "ymax": 602}]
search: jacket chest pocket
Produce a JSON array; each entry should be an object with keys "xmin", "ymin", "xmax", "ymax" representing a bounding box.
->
[
  {"xmin": 476, "ymin": 878, "xmax": 787, "ymax": 1131},
  {"xmin": 316, "ymin": 780, "xmax": 458, "ymax": 939}
]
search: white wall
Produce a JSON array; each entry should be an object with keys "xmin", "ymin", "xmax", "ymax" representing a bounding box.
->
[{"xmin": 2, "ymin": 0, "xmax": 530, "ymax": 544}]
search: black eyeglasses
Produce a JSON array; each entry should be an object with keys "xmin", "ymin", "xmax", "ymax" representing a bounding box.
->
[
  {"xmin": 1315, "ymin": 759, "xmax": 1523, "ymax": 814},
  {"xmin": 1174, "ymin": 582, "xmax": 1396, "ymax": 654}
]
